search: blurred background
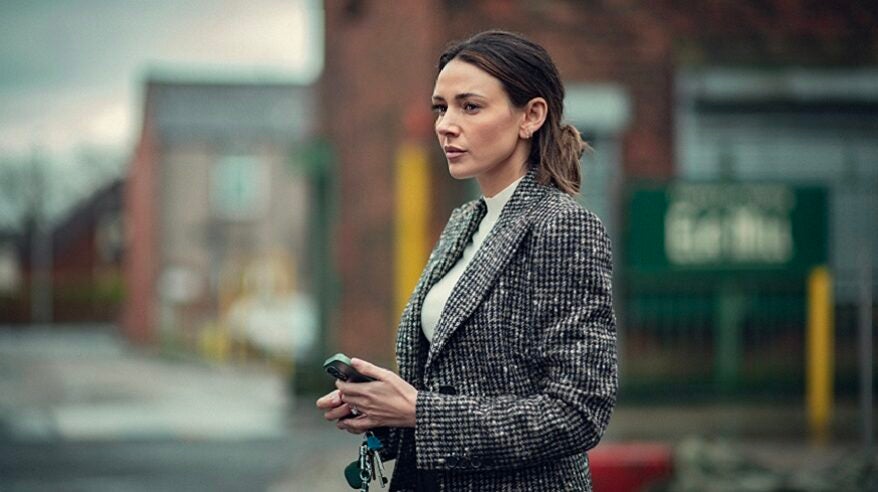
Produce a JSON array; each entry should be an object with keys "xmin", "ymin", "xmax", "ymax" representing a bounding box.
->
[{"xmin": 0, "ymin": 1, "xmax": 876, "ymax": 491}]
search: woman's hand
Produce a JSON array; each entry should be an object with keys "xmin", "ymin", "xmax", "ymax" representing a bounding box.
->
[
  {"xmin": 333, "ymin": 358, "xmax": 418, "ymax": 434},
  {"xmin": 316, "ymin": 389, "xmax": 356, "ymax": 421}
]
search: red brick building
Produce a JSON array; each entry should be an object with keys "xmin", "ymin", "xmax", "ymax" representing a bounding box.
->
[
  {"xmin": 320, "ymin": 0, "xmax": 878, "ymax": 369},
  {"xmin": 0, "ymin": 180, "xmax": 124, "ymax": 324}
]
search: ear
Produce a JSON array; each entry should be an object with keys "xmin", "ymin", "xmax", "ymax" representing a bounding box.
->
[{"xmin": 519, "ymin": 97, "xmax": 548, "ymax": 139}]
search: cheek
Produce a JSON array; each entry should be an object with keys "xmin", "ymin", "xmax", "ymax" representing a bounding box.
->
[{"xmin": 473, "ymin": 116, "xmax": 517, "ymax": 153}]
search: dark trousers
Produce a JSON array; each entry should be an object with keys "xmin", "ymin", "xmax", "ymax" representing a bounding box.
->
[{"xmin": 415, "ymin": 469, "xmax": 439, "ymax": 492}]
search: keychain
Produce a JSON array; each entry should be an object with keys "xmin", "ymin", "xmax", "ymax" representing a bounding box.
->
[{"xmin": 344, "ymin": 431, "xmax": 387, "ymax": 490}]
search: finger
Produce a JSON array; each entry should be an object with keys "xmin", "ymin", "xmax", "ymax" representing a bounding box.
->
[
  {"xmin": 335, "ymin": 379, "xmax": 353, "ymax": 396},
  {"xmin": 339, "ymin": 392, "xmax": 366, "ymax": 409},
  {"xmin": 335, "ymin": 379, "xmax": 360, "ymax": 393},
  {"xmin": 324, "ymin": 403, "xmax": 354, "ymax": 421},
  {"xmin": 324, "ymin": 401, "xmax": 350, "ymax": 418},
  {"xmin": 315, "ymin": 390, "xmax": 341, "ymax": 409},
  {"xmin": 336, "ymin": 417, "xmax": 367, "ymax": 434},
  {"xmin": 336, "ymin": 379, "xmax": 370, "ymax": 397},
  {"xmin": 350, "ymin": 358, "xmax": 392, "ymax": 381},
  {"xmin": 337, "ymin": 415, "xmax": 375, "ymax": 434}
]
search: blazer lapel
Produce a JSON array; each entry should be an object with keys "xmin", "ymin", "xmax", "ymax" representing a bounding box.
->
[
  {"xmin": 422, "ymin": 199, "xmax": 488, "ymax": 297},
  {"xmin": 424, "ymin": 170, "xmax": 548, "ymax": 372},
  {"xmin": 396, "ymin": 198, "xmax": 486, "ymax": 385}
]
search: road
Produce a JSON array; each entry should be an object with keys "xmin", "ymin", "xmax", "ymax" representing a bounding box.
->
[{"xmin": 0, "ymin": 327, "xmax": 365, "ymax": 492}]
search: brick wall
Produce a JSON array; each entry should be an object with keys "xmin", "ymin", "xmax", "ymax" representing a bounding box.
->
[
  {"xmin": 123, "ymin": 90, "xmax": 159, "ymax": 345},
  {"xmin": 321, "ymin": 0, "xmax": 447, "ymax": 365}
]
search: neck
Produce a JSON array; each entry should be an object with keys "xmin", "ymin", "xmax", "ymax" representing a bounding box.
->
[
  {"xmin": 477, "ymin": 164, "xmax": 527, "ymax": 197},
  {"xmin": 476, "ymin": 143, "xmax": 531, "ymax": 197}
]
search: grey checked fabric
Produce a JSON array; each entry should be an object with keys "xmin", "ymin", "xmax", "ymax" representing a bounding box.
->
[{"xmin": 376, "ymin": 168, "xmax": 617, "ymax": 491}]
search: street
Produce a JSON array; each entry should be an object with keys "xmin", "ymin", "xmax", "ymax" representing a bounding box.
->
[
  {"xmin": 0, "ymin": 327, "xmax": 365, "ymax": 492},
  {"xmin": 2, "ymin": 439, "xmax": 297, "ymax": 491}
]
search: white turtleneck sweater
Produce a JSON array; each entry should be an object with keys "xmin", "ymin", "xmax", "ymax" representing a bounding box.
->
[{"xmin": 421, "ymin": 176, "xmax": 523, "ymax": 343}]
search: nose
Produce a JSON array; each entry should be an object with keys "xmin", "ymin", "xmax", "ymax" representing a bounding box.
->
[{"xmin": 435, "ymin": 112, "xmax": 460, "ymax": 139}]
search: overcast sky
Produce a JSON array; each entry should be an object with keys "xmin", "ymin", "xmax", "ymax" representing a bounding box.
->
[
  {"xmin": 0, "ymin": 0, "xmax": 323, "ymax": 159},
  {"xmin": 0, "ymin": 0, "xmax": 322, "ymax": 229}
]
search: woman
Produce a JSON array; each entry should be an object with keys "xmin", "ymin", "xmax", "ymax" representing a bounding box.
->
[{"xmin": 316, "ymin": 30, "xmax": 617, "ymax": 491}]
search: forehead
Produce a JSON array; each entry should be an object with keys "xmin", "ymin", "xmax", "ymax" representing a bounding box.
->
[{"xmin": 433, "ymin": 59, "xmax": 505, "ymax": 97}]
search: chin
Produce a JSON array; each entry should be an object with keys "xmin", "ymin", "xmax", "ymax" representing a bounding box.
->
[
  {"xmin": 447, "ymin": 164, "xmax": 472, "ymax": 180},
  {"xmin": 447, "ymin": 161, "xmax": 482, "ymax": 181}
]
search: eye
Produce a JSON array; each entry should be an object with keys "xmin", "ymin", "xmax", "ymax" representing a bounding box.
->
[
  {"xmin": 431, "ymin": 103, "xmax": 447, "ymax": 115},
  {"xmin": 463, "ymin": 102, "xmax": 480, "ymax": 113}
]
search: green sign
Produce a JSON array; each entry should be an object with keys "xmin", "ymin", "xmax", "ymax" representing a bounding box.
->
[{"xmin": 626, "ymin": 182, "xmax": 828, "ymax": 273}]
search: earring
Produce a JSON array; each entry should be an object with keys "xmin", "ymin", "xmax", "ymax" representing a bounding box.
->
[{"xmin": 523, "ymin": 130, "xmax": 531, "ymax": 139}]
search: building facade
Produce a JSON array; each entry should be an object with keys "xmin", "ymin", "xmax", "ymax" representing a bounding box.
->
[{"xmin": 124, "ymin": 78, "xmax": 318, "ymax": 362}]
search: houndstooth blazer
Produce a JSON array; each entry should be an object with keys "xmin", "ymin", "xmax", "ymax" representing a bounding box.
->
[{"xmin": 378, "ymin": 168, "xmax": 617, "ymax": 491}]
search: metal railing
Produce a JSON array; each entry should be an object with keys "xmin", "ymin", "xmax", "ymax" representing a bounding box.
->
[{"xmin": 619, "ymin": 269, "xmax": 877, "ymax": 401}]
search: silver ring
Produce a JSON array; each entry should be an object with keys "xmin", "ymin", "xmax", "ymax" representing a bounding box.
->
[{"xmin": 350, "ymin": 405, "xmax": 360, "ymax": 416}]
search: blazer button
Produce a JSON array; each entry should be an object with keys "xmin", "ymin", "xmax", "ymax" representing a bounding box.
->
[
  {"xmin": 438, "ymin": 385, "xmax": 457, "ymax": 395},
  {"xmin": 446, "ymin": 456, "xmax": 459, "ymax": 468}
]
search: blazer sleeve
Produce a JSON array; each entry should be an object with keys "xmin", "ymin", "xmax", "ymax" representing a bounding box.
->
[{"xmin": 414, "ymin": 206, "xmax": 618, "ymax": 471}]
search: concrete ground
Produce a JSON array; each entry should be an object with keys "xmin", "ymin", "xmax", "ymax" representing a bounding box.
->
[{"xmin": 0, "ymin": 326, "xmax": 873, "ymax": 491}]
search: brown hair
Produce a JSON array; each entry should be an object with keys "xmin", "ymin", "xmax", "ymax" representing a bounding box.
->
[{"xmin": 438, "ymin": 30, "xmax": 587, "ymax": 195}]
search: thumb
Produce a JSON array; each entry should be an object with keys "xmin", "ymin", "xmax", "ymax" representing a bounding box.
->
[{"xmin": 351, "ymin": 357, "xmax": 390, "ymax": 381}]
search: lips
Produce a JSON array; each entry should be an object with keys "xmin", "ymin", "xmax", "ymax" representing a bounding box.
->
[{"xmin": 444, "ymin": 145, "xmax": 466, "ymax": 160}]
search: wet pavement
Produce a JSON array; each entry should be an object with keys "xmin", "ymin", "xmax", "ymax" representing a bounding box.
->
[
  {"xmin": 0, "ymin": 326, "xmax": 872, "ymax": 491},
  {"xmin": 0, "ymin": 326, "xmax": 365, "ymax": 491}
]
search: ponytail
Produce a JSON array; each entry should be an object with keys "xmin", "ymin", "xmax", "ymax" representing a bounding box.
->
[{"xmin": 532, "ymin": 121, "xmax": 588, "ymax": 196}]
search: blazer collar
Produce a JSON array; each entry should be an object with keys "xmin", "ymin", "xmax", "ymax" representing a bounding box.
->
[{"xmin": 422, "ymin": 168, "xmax": 550, "ymax": 372}]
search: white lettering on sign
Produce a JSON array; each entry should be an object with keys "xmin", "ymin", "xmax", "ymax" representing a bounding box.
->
[{"xmin": 665, "ymin": 185, "xmax": 795, "ymax": 266}]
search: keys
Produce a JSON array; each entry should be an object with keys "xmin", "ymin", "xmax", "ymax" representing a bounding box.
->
[
  {"xmin": 365, "ymin": 432, "xmax": 388, "ymax": 488},
  {"xmin": 344, "ymin": 433, "xmax": 387, "ymax": 491},
  {"xmin": 373, "ymin": 452, "xmax": 388, "ymax": 488},
  {"xmin": 358, "ymin": 439, "xmax": 372, "ymax": 492}
]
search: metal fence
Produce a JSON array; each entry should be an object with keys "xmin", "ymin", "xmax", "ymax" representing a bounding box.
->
[{"xmin": 619, "ymin": 269, "xmax": 877, "ymax": 401}]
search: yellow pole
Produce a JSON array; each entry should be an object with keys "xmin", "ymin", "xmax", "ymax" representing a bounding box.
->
[
  {"xmin": 395, "ymin": 142, "xmax": 430, "ymax": 353},
  {"xmin": 807, "ymin": 266, "xmax": 834, "ymax": 445}
]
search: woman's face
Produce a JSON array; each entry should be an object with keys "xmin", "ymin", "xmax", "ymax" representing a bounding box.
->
[{"xmin": 432, "ymin": 59, "xmax": 530, "ymax": 192}]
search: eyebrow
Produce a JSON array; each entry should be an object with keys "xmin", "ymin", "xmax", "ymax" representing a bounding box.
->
[{"xmin": 431, "ymin": 92, "xmax": 486, "ymax": 102}]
